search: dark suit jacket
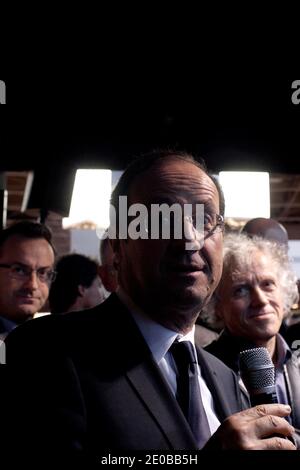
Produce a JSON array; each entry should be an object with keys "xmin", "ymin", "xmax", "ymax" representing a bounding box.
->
[
  {"xmin": 286, "ymin": 322, "xmax": 300, "ymax": 350},
  {"xmin": 5, "ymin": 294, "xmax": 246, "ymax": 460},
  {"xmin": 0, "ymin": 316, "xmax": 16, "ymax": 336}
]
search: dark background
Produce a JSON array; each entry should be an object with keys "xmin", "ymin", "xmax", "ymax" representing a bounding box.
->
[{"xmin": 1, "ymin": 76, "xmax": 299, "ymax": 216}]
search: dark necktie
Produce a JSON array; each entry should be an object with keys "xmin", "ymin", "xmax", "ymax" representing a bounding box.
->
[{"xmin": 170, "ymin": 340, "xmax": 211, "ymax": 449}]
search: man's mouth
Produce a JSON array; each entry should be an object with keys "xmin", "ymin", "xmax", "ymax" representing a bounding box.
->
[
  {"xmin": 174, "ymin": 264, "xmax": 203, "ymax": 272},
  {"xmin": 166, "ymin": 263, "xmax": 209, "ymax": 278},
  {"xmin": 17, "ymin": 293, "xmax": 38, "ymax": 302},
  {"xmin": 249, "ymin": 311, "xmax": 274, "ymax": 319}
]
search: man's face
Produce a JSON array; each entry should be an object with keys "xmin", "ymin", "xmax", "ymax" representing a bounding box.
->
[
  {"xmin": 81, "ymin": 276, "xmax": 105, "ymax": 309},
  {"xmin": 114, "ymin": 158, "xmax": 223, "ymax": 333},
  {"xmin": 217, "ymin": 250, "xmax": 285, "ymax": 343},
  {"xmin": 0, "ymin": 236, "xmax": 55, "ymax": 323}
]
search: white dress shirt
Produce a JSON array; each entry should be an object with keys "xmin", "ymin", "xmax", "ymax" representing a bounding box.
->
[{"xmin": 117, "ymin": 288, "xmax": 221, "ymax": 437}]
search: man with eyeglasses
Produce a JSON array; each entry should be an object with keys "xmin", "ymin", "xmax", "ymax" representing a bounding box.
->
[
  {"xmin": 0, "ymin": 221, "xmax": 56, "ymax": 338},
  {"xmin": 5, "ymin": 151, "xmax": 296, "ymax": 463}
]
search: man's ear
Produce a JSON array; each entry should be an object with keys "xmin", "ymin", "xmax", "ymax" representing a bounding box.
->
[
  {"xmin": 77, "ymin": 285, "xmax": 86, "ymax": 298},
  {"xmin": 110, "ymin": 239, "xmax": 121, "ymax": 270}
]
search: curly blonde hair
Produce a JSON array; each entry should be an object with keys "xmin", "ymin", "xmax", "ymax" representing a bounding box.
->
[{"xmin": 201, "ymin": 233, "xmax": 299, "ymax": 329}]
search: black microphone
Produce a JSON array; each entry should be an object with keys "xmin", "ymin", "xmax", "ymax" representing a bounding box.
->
[
  {"xmin": 238, "ymin": 347, "xmax": 295, "ymax": 445},
  {"xmin": 238, "ymin": 347, "xmax": 278, "ymax": 406}
]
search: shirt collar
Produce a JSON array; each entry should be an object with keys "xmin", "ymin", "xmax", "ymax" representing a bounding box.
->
[
  {"xmin": 221, "ymin": 329, "xmax": 291, "ymax": 369},
  {"xmin": 116, "ymin": 287, "xmax": 195, "ymax": 364}
]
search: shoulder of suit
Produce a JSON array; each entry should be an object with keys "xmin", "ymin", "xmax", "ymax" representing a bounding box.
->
[
  {"xmin": 197, "ymin": 345, "xmax": 237, "ymax": 378},
  {"xmin": 5, "ymin": 301, "xmax": 108, "ymax": 359},
  {"xmin": 203, "ymin": 332, "xmax": 228, "ymax": 356},
  {"xmin": 5, "ymin": 295, "xmax": 131, "ymax": 360}
]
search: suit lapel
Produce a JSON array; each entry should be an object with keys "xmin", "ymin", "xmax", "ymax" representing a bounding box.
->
[
  {"xmin": 89, "ymin": 295, "xmax": 197, "ymax": 449},
  {"xmin": 126, "ymin": 355, "xmax": 197, "ymax": 449},
  {"xmin": 196, "ymin": 347, "xmax": 232, "ymax": 422}
]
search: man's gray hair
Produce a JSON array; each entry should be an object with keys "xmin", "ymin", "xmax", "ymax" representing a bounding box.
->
[{"xmin": 201, "ymin": 232, "xmax": 299, "ymax": 328}]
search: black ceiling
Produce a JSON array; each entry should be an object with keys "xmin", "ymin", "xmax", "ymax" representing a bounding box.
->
[{"xmin": 1, "ymin": 77, "xmax": 300, "ymax": 216}]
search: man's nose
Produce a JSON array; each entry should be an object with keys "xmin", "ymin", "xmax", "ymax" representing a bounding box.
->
[
  {"xmin": 251, "ymin": 287, "xmax": 268, "ymax": 306},
  {"xmin": 23, "ymin": 271, "xmax": 39, "ymax": 289},
  {"xmin": 182, "ymin": 217, "xmax": 204, "ymax": 251},
  {"xmin": 170, "ymin": 218, "xmax": 204, "ymax": 252}
]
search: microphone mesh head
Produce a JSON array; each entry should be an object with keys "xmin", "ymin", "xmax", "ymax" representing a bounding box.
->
[
  {"xmin": 238, "ymin": 347, "xmax": 275, "ymax": 391},
  {"xmin": 239, "ymin": 347, "xmax": 273, "ymax": 368}
]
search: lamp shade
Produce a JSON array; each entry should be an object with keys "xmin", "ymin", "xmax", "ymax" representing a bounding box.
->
[
  {"xmin": 63, "ymin": 169, "xmax": 112, "ymax": 229},
  {"xmin": 219, "ymin": 171, "xmax": 270, "ymax": 219}
]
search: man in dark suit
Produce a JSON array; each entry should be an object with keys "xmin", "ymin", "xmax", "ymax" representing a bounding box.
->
[{"xmin": 5, "ymin": 150, "xmax": 295, "ymax": 461}]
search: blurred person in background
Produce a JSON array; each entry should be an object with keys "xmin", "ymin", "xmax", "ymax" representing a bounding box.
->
[
  {"xmin": 241, "ymin": 217, "xmax": 289, "ymax": 247},
  {"xmin": 49, "ymin": 253, "xmax": 105, "ymax": 314}
]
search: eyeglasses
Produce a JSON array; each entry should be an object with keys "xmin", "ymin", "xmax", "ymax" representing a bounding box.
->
[
  {"xmin": 202, "ymin": 213, "xmax": 225, "ymax": 239},
  {"xmin": 143, "ymin": 213, "xmax": 224, "ymax": 240},
  {"xmin": 0, "ymin": 263, "xmax": 57, "ymax": 283}
]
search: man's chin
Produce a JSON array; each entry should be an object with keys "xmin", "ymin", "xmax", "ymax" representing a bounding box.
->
[
  {"xmin": 14, "ymin": 308, "xmax": 37, "ymax": 323},
  {"xmin": 164, "ymin": 290, "xmax": 205, "ymax": 316},
  {"xmin": 172, "ymin": 284, "xmax": 206, "ymax": 302}
]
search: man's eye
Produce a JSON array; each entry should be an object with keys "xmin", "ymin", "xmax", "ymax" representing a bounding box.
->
[
  {"xmin": 262, "ymin": 280, "xmax": 276, "ymax": 290},
  {"xmin": 233, "ymin": 286, "xmax": 249, "ymax": 297},
  {"xmin": 13, "ymin": 266, "xmax": 26, "ymax": 275},
  {"xmin": 204, "ymin": 214, "xmax": 213, "ymax": 227},
  {"xmin": 37, "ymin": 269, "xmax": 47, "ymax": 276}
]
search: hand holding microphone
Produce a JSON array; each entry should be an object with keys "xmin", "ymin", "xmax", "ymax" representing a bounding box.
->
[
  {"xmin": 237, "ymin": 347, "xmax": 296, "ymax": 447},
  {"xmin": 205, "ymin": 347, "xmax": 296, "ymax": 450}
]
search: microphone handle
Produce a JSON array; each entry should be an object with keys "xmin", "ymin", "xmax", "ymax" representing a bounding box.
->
[{"xmin": 250, "ymin": 391, "xmax": 278, "ymax": 407}]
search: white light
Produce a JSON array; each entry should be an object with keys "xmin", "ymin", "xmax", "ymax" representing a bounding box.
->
[
  {"xmin": 63, "ymin": 169, "xmax": 112, "ymax": 229},
  {"xmin": 219, "ymin": 171, "xmax": 270, "ymax": 219}
]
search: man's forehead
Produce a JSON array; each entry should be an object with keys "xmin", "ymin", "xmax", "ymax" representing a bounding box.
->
[
  {"xmin": 231, "ymin": 253, "xmax": 276, "ymax": 278},
  {"xmin": 129, "ymin": 158, "xmax": 216, "ymax": 201},
  {"xmin": 0, "ymin": 236, "xmax": 54, "ymax": 258},
  {"xmin": 144, "ymin": 157, "xmax": 205, "ymax": 177},
  {"xmin": 2, "ymin": 235, "xmax": 46, "ymax": 247}
]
